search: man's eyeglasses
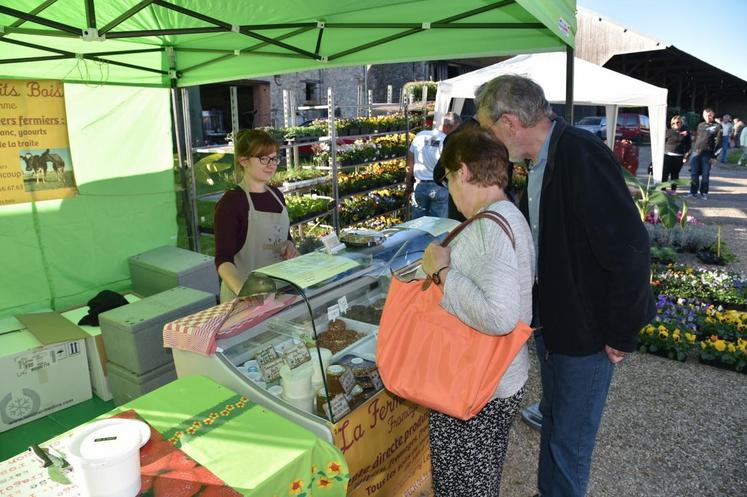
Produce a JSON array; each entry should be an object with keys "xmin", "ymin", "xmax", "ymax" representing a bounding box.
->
[
  {"xmin": 253, "ymin": 155, "xmax": 280, "ymax": 165},
  {"xmin": 440, "ymin": 169, "xmax": 455, "ymax": 185}
]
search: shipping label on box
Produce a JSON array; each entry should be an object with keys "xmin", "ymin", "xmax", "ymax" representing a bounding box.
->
[
  {"xmin": 1, "ymin": 338, "xmax": 91, "ymax": 432},
  {"xmin": 0, "ymin": 312, "xmax": 93, "ymax": 433}
]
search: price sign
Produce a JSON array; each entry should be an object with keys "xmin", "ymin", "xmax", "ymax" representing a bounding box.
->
[
  {"xmin": 322, "ymin": 393, "xmax": 351, "ymax": 420},
  {"xmin": 283, "ymin": 342, "xmax": 311, "ymax": 369},
  {"xmin": 327, "ymin": 304, "xmax": 341, "ymax": 322},
  {"xmin": 368, "ymin": 369, "xmax": 384, "ymax": 390},
  {"xmin": 259, "ymin": 357, "xmax": 284, "ymax": 382},
  {"xmin": 255, "ymin": 345, "xmax": 279, "ymax": 367},
  {"xmin": 337, "ymin": 296, "xmax": 349, "ymax": 314},
  {"xmin": 339, "ymin": 367, "xmax": 356, "ymax": 395}
]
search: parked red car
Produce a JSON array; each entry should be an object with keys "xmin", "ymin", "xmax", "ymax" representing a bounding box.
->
[{"xmin": 615, "ymin": 113, "xmax": 650, "ymax": 143}]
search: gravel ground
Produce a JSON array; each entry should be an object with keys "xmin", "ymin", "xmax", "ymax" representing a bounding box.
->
[{"xmin": 498, "ymin": 155, "xmax": 747, "ymax": 497}]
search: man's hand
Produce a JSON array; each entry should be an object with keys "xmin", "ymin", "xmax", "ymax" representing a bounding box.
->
[{"xmin": 605, "ymin": 345, "xmax": 626, "ymax": 364}]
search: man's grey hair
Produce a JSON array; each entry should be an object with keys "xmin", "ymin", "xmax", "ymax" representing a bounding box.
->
[
  {"xmin": 441, "ymin": 112, "xmax": 462, "ymax": 129},
  {"xmin": 475, "ymin": 74, "xmax": 552, "ymax": 127}
]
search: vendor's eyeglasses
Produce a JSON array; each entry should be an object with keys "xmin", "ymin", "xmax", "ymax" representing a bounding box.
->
[{"xmin": 254, "ymin": 155, "xmax": 280, "ymax": 165}]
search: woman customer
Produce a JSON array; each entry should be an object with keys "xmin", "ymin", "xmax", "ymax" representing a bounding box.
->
[
  {"xmin": 662, "ymin": 115, "xmax": 691, "ymax": 191},
  {"xmin": 719, "ymin": 114, "xmax": 733, "ymax": 164},
  {"xmin": 214, "ymin": 129, "xmax": 298, "ymax": 303},
  {"xmin": 420, "ymin": 128, "xmax": 534, "ymax": 496}
]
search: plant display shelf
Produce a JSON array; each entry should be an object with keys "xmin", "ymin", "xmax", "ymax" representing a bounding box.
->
[
  {"xmin": 314, "ymin": 156, "xmax": 406, "ymax": 171},
  {"xmin": 290, "ymin": 208, "xmax": 334, "ymax": 228},
  {"xmin": 339, "ymin": 182, "xmax": 406, "ymax": 201}
]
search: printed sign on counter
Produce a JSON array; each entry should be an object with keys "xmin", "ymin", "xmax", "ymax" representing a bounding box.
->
[
  {"xmin": 396, "ymin": 216, "xmax": 460, "ymax": 237},
  {"xmin": 256, "ymin": 252, "xmax": 359, "ymax": 289},
  {"xmin": 333, "ymin": 390, "xmax": 432, "ymax": 497},
  {"xmin": 0, "ymin": 79, "xmax": 78, "ymax": 206}
]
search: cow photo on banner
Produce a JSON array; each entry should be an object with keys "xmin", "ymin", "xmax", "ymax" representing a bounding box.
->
[{"xmin": 0, "ymin": 79, "xmax": 77, "ymax": 205}]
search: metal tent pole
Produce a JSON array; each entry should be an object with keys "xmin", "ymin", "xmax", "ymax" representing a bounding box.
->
[
  {"xmin": 565, "ymin": 45, "xmax": 575, "ymax": 124},
  {"xmin": 327, "ymin": 87, "xmax": 340, "ymax": 234},
  {"xmin": 179, "ymin": 87, "xmax": 201, "ymax": 253},
  {"xmin": 171, "ymin": 85, "xmax": 197, "ymax": 251}
]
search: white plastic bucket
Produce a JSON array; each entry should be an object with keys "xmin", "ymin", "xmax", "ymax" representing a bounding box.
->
[{"xmin": 66, "ymin": 418, "xmax": 151, "ymax": 497}]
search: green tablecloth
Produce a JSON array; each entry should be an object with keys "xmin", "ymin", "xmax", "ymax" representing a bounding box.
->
[
  {"xmin": 0, "ymin": 376, "xmax": 348, "ymax": 497},
  {"xmin": 117, "ymin": 375, "xmax": 349, "ymax": 496}
]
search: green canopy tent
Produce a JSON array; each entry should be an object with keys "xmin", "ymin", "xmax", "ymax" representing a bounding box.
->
[{"xmin": 0, "ymin": 0, "xmax": 575, "ymax": 316}]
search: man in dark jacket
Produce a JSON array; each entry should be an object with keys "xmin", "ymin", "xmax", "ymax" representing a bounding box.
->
[
  {"xmin": 475, "ymin": 75, "xmax": 655, "ymax": 497},
  {"xmin": 688, "ymin": 108, "xmax": 722, "ymax": 200}
]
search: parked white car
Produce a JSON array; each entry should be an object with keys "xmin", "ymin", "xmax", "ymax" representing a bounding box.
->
[{"xmin": 575, "ymin": 116, "xmax": 606, "ymax": 139}]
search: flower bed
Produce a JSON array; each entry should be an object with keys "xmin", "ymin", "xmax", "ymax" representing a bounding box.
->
[
  {"xmin": 640, "ymin": 266, "xmax": 746, "ymax": 372},
  {"xmin": 651, "ymin": 264, "xmax": 747, "ymax": 309}
]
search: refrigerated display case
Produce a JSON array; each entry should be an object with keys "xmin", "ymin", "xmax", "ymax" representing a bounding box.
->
[{"xmin": 171, "ymin": 225, "xmax": 437, "ymax": 442}]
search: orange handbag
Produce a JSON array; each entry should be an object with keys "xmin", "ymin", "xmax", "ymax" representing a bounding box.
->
[{"xmin": 376, "ymin": 211, "xmax": 533, "ymax": 420}]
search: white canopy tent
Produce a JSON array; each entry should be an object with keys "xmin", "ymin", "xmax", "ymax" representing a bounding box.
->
[{"xmin": 434, "ymin": 52, "xmax": 668, "ymax": 179}]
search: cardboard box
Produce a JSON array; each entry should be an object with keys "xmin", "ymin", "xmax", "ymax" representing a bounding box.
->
[
  {"xmin": 0, "ymin": 312, "xmax": 92, "ymax": 433},
  {"xmin": 129, "ymin": 246, "xmax": 219, "ymax": 297},
  {"xmin": 59, "ymin": 294, "xmax": 141, "ymax": 402}
]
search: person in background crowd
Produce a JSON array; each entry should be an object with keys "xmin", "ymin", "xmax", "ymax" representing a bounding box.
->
[
  {"xmin": 689, "ymin": 108, "xmax": 722, "ymax": 200},
  {"xmin": 405, "ymin": 112, "xmax": 461, "ymax": 218},
  {"xmin": 739, "ymin": 123, "xmax": 747, "ymax": 166},
  {"xmin": 719, "ymin": 114, "xmax": 733, "ymax": 163},
  {"xmin": 433, "ymin": 117, "xmax": 518, "ymax": 221},
  {"xmin": 421, "ymin": 127, "xmax": 534, "ymax": 497},
  {"xmin": 214, "ymin": 129, "xmax": 298, "ymax": 303},
  {"xmin": 662, "ymin": 115, "xmax": 691, "ymax": 191},
  {"xmin": 432, "ymin": 117, "xmax": 480, "ymax": 222},
  {"xmin": 731, "ymin": 117, "xmax": 743, "ymax": 150},
  {"xmin": 475, "ymin": 75, "xmax": 655, "ymax": 497}
]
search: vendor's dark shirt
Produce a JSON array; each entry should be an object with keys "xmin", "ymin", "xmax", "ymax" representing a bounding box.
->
[
  {"xmin": 213, "ymin": 186, "xmax": 290, "ymax": 270},
  {"xmin": 665, "ymin": 128, "xmax": 691, "ymax": 155}
]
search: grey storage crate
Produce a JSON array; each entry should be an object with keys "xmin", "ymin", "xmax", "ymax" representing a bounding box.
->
[
  {"xmin": 129, "ymin": 246, "xmax": 219, "ymax": 297},
  {"xmin": 107, "ymin": 361, "xmax": 177, "ymax": 406},
  {"xmin": 99, "ymin": 286, "xmax": 215, "ymax": 374}
]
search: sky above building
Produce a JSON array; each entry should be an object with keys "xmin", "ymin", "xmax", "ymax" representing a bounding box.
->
[{"xmin": 579, "ymin": 0, "xmax": 747, "ymax": 81}]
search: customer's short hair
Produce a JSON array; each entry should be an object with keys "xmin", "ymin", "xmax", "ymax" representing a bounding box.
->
[
  {"xmin": 475, "ymin": 74, "xmax": 552, "ymax": 127},
  {"xmin": 440, "ymin": 127, "xmax": 509, "ymax": 189},
  {"xmin": 442, "ymin": 112, "xmax": 462, "ymax": 129}
]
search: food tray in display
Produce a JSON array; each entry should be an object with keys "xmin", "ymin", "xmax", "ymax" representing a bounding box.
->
[{"xmin": 313, "ymin": 316, "xmax": 378, "ymax": 361}]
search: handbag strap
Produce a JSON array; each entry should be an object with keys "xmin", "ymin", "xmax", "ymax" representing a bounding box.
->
[
  {"xmin": 421, "ymin": 209, "xmax": 515, "ymax": 290},
  {"xmin": 441, "ymin": 210, "xmax": 516, "ymax": 250}
]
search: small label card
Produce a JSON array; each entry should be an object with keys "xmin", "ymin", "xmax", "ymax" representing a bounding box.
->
[
  {"xmin": 322, "ymin": 393, "xmax": 351, "ymax": 420},
  {"xmin": 255, "ymin": 345, "xmax": 279, "ymax": 367},
  {"xmin": 368, "ymin": 369, "xmax": 384, "ymax": 390},
  {"xmin": 259, "ymin": 357, "xmax": 285, "ymax": 383},
  {"xmin": 339, "ymin": 367, "xmax": 356, "ymax": 395},
  {"xmin": 337, "ymin": 296, "xmax": 349, "ymax": 314},
  {"xmin": 283, "ymin": 342, "xmax": 311, "ymax": 369},
  {"xmin": 327, "ymin": 304, "xmax": 341, "ymax": 322}
]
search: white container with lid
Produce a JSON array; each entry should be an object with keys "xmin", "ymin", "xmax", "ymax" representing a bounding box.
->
[
  {"xmin": 280, "ymin": 363, "xmax": 313, "ymax": 398},
  {"xmin": 310, "ymin": 348, "xmax": 332, "ymax": 391},
  {"xmin": 65, "ymin": 418, "xmax": 151, "ymax": 497}
]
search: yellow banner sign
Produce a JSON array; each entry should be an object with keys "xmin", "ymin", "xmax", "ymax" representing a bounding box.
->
[
  {"xmin": 0, "ymin": 79, "xmax": 77, "ymax": 206},
  {"xmin": 333, "ymin": 390, "xmax": 433, "ymax": 497}
]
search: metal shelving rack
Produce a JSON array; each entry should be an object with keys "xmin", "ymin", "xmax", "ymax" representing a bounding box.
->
[{"xmin": 180, "ymin": 86, "xmax": 425, "ymax": 252}]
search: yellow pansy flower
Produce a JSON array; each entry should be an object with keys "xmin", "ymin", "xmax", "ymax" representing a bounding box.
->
[
  {"xmin": 685, "ymin": 333, "xmax": 696, "ymax": 344},
  {"xmin": 289, "ymin": 479, "xmax": 304, "ymax": 495},
  {"xmin": 727, "ymin": 343, "xmax": 736, "ymax": 353},
  {"xmin": 714, "ymin": 340, "xmax": 726, "ymax": 352}
]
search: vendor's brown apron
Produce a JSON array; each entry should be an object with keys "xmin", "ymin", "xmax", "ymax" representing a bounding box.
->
[{"xmin": 219, "ymin": 187, "xmax": 289, "ymax": 303}]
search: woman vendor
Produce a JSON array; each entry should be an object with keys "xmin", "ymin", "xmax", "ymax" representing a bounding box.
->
[{"xmin": 214, "ymin": 129, "xmax": 299, "ymax": 303}]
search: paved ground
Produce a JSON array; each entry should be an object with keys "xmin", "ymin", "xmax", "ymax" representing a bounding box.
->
[{"xmin": 499, "ymin": 151, "xmax": 747, "ymax": 497}]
